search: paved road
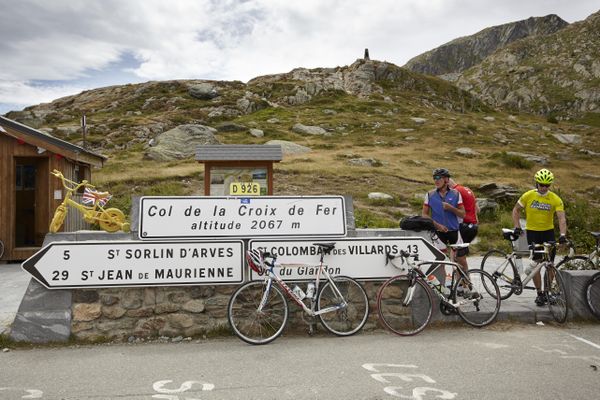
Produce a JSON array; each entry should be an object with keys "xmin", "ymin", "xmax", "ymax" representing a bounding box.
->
[
  {"xmin": 1, "ymin": 324, "xmax": 599, "ymax": 399},
  {"xmin": 0, "ymin": 263, "xmax": 29, "ymax": 335}
]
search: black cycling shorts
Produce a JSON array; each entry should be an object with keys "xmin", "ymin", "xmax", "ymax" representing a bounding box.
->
[
  {"xmin": 526, "ymin": 229, "xmax": 556, "ymax": 261},
  {"xmin": 458, "ymin": 223, "xmax": 478, "ymax": 256},
  {"xmin": 436, "ymin": 230, "xmax": 468, "ymax": 256}
]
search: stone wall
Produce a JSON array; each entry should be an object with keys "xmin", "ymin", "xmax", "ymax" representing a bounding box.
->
[{"xmin": 70, "ymin": 281, "xmax": 385, "ymax": 341}]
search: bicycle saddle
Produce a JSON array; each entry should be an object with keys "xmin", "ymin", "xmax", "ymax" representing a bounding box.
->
[
  {"xmin": 313, "ymin": 242, "xmax": 336, "ymax": 253},
  {"xmin": 590, "ymin": 232, "xmax": 600, "ymax": 238}
]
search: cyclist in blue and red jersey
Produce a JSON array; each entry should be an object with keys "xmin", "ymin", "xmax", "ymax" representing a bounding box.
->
[{"xmin": 422, "ymin": 168, "xmax": 466, "ymax": 287}]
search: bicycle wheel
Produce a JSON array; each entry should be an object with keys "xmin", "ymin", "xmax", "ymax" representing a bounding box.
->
[
  {"xmin": 99, "ymin": 208, "xmax": 126, "ymax": 232},
  {"xmin": 317, "ymin": 276, "xmax": 369, "ymax": 336},
  {"xmin": 456, "ymin": 269, "xmax": 501, "ymax": 327},
  {"xmin": 377, "ymin": 276, "xmax": 433, "ymax": 336},
  {"xmin": 544, "ymin": 265, "xmax": 568, "ymax": 323},
  {"xmin": 227, "ymin": 281, "xmax": 288, "ymax": 345},
  {"xmin": 556, "ymin": 256, "xmax": 595, "ymax": 271},
  {"xmin": 480, "ymin": 249, "xmax": 517, "ymax": 300},
  {"xmin": 586, "ymin": 272, "xmax": 600, "ymax": 320},
  {"xmin": 49, "ymin": 205, "xmax": 67, "ymax": 233}
]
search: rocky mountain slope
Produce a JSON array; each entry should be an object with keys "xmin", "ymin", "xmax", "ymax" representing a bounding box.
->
[
  {"xmin": 456, "ymin": 10, "xmax": 600, "ymax": 119},
  {"xmin": 403, "ymin": 15, "xmax": 568, "ymax": 78},
  {"xmin": 5, "ymin": 59, "xmax": 483, "ymax": 153}
]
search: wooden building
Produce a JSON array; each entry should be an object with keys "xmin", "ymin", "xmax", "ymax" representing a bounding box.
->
[
  {"xmin": 0, "ymin": 116, "xmax": 106, "ymax": 261},
  {"xmin": 196, "ymin": 145, "xmax": 282, "ymax": 196}
]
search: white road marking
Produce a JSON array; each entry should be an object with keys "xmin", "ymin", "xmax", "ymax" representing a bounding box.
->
[
  {"xmin": 362, "ymin": 363, "xmax": 418, "ymax": 372},
  {"xmin": 569, "ymin": 334, "xmax": 600, "ymax": 350}
]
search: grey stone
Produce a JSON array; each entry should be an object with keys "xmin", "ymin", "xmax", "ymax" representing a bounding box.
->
[
  {"xmin": 265, "ymin": 140, "xmax": 311, "ymax": 155},
  {"xmin": 410, "ymin": 117, "xmax": 427, "ymax": 124},
  {"xmin": 553, "ymin": 133, "xmax": 581, "ymax": 144},
  {"xmin": 188, "ymin": 83, "xmax": 219, "ymax": 100},
  {"xmin": 292, "ymin": 123, "xmax": 326, "ymax": 135},
  {"xmin": 145, "ymin": 124, "xmax": 220, "ymax": 161},
  {"xmin": 560, "ymin": 271, "xmax": 598, "ymax": 320},
  {"xmin": 10, "ymin": 310, "xmax": 71, "ymax": 343},
  {"xmin": 506, "ymin": 151, "xmax": 548, "ymax": 165},
  {"xmin": 249, "ymin": 128, "xmax": 264, "ymax": 138},
  {"xmin": 182, "ymin": 299, "xmax": 206, "ymax": 313},
  {"xmin": 347, "ymin": 158, "xmax": 382, "ymax": 167},
  {"xmin": 368, "ymin": 192, "xmax": 393, "ymax": 200},
  {"xmin": 73, "ymin": 290, "xmax": 100, "ymax": 304},
  {"xmin": 215, "ymin": 122, "xmax": 247, "ymax": 132},
  {"xmin": 73, "ymin": 303, "xmax": 102, "ymax": 322},
  {"xmin": 454, "ymin": 147, "xmax": 480, "ymax": 157}
]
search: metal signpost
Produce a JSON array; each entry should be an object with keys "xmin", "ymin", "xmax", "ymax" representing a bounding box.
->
[
  {"xmin": 248, "ymin": 237, "xmax": 445, "ymax": 281},
  {"xmin": 22, "ymin": 241, "xmax": 244, "ymax": 289},
  {"xmin": 138, "ymin": 195, "xmax": 347, "ymax": 239}
]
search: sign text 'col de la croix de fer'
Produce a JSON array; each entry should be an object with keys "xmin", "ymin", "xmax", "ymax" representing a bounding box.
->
[{"xmin": 138, "ymin": 196, "xmax": 347, "ymax": 239}]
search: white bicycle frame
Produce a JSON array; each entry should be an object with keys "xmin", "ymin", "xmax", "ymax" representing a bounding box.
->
[
  {"xmin": 493, "ymin": 243, "xmax": 555, "ymax": 288},
  {"xmin": 388, "ymin": 248, "xmax": 477, "ymax": 309},
  {"xmin": 257, "ymin": 260, "xmax": 348, "ymax": 317}
]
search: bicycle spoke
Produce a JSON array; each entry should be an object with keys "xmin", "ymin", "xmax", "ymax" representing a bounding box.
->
[
  {"xmin": 377, "ymin": 276, "xmax": 433, "ymax": 336},
  {"xmin": 317, "ymin": 276, "xmax": 369, "ymax": 336},
  {"xmin": 586, "ymin": 273, "xmax": 600, "ymax": 320},
  {"xmin": 545, "ymin": 266, "xmax": 568, "ymax": 323},
  {"xmin": 228, "ymin": 281, "xmax": 288, "ymax": 345},
  {"xmin": 457, "ymin": 269, "xmax": 501, "ymax": 327}
]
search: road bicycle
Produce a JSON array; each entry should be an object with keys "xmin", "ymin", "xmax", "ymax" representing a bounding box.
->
[
  {"xmin": 582, "ymin": 232, "xmax": 600, "ymax": 320},
  {"xmin": 377, "ymin": 244, "xmax": 501, "ymax": 336},
  {"xmin": 585, "ymin": 271, "xmax": 600, "ymax": 320},
  {"xmin": 49, "ymin": 169, "xmax": 130, "ymax": 233},
  {"xmin": 227, "ymin": 242, "xmax": 369, "ymax": 345},
  {"xmin": 480, "ymin": 230, "xmax": 569, "ymax": 323},
  {"xmin": 481, "ymin": 230, "xmax": 593, "ymax": 302}
]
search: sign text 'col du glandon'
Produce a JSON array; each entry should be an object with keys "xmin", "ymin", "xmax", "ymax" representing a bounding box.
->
[{"xmin": 139, "ymin": 196, "xmax": 346, "ymax": 239}]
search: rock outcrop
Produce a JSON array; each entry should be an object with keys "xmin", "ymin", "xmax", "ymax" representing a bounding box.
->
[
  {"xmin": 404, "ymin": 14, "xmax": 568, "ymax": 77},
  {"xmin": 145, "ymin": 124, "xmax": 220, "ymax": 161}
]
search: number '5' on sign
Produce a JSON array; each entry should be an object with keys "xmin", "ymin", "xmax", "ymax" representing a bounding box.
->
[{"xmin": 230, "ymin": 182, "xmax": 260, "ymax": 195}]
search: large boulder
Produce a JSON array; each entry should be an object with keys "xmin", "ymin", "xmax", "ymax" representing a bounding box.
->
[
  {"xmin": 145, "ymin": 124, "xmax": 220, "ymax": 161},
  {"xmin": 265, "ymin": 140, "xmax": 311, "ymax": 155},
  {"xmin": 188, "ymin": 83, "xmax": 219, "ymax": 100}
]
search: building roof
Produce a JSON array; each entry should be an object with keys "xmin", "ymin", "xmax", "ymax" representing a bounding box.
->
[
  {"xmin": 196, "ymin": 144, "xmax": 282, "ymax": 162},
  {"xmin": 0, "ymin": 116, "xmax": 106, "ymax": 167}
]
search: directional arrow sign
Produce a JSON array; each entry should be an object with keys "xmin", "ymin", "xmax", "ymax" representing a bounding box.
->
[
  {"xmin": 22, "ymin": 241, "xmax": 244, "ymax": 289},
  {"xmin": 249, "ymin": 237, "xmax": 445, "ymax": 281}
]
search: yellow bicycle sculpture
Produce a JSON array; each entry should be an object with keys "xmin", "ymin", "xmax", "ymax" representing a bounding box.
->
[{"xmin": 49, "ymin": 169, "xmax": 130, "ymax": 233}]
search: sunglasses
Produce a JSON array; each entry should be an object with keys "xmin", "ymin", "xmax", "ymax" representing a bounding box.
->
[
  {"xmin": 538, "ymin": 183, "xmax": 550, "ymax": 188},
  {"xmin": 433, "ymin": 176, "xmax": 444, "ymax": 180}
]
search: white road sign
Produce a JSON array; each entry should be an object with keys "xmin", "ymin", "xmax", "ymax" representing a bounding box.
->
[
  {"xmin": 22, "ymin": 241, "xmax": 244, "ymax": 289},
  {"xmin": 138, "ymin": 196, "xmax": 346, "ymax": 239},
  {"xmin": 249, "ymin": 237, "xmax": 445, "ymax": 281}
]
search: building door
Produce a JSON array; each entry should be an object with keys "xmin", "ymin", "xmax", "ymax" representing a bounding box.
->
[{"xmin": 15, "ymin": 157, "xmax": 46, "ymax": 247}]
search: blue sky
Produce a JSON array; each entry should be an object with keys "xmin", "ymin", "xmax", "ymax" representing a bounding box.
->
[{"xmin": 1, "ymin": 0, "xmax": 598, "ymax": 115}]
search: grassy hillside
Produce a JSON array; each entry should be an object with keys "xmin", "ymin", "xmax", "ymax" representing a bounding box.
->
[{"xmin": 6, "ymin": 60, "xmax": 600, "ymax": 253}]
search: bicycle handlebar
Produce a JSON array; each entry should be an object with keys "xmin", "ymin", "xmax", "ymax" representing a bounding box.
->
[
  {"xmin": 51, "ymin": 169, "xmax": 95, "ymax": 191},
  {"xmin": 385, "ymin": 251, "xmax": 419, "ymax": 267}
]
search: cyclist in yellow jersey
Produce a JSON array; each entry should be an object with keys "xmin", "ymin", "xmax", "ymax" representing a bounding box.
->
[{"xmin": 512, "ymin": 168, "xmax": 568, "ymax": 306}]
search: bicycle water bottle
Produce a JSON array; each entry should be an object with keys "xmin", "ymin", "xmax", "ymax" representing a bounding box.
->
[
  {"xmin": 293, "ymin": 285, "xmax": 306, "ymax": 300},
  {"xmin": 428, "ymin": 275, "xmax": 449, "ymax": 295},
  {"xmin": 305, "ymin": 282, "xmax": 315, "ymax": 299},
  {"xmin": 427, "ymin": 275, "xmax": 442, "ymax": 292}
]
